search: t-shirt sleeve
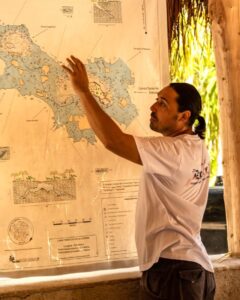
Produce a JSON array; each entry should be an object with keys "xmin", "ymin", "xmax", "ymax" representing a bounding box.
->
[{"xmin": 134, "ymin": 136, "xmax": 181, "ymax": 177}]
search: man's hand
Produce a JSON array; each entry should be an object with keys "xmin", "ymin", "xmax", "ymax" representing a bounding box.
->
[{"xmin": 62, "ymin": 55, "xmax": 90, "ymax": 94}]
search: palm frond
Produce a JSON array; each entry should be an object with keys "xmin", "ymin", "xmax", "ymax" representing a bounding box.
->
[{"xmin": 167, "ymin": 0, "xmax": 209, "ymax": 50}]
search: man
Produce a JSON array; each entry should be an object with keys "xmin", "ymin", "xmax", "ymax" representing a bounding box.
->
[{"xmin": 63, "ymin": 56, "xmax": 216, "ymax": 300}]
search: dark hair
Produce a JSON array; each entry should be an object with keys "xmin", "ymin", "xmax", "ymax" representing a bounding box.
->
[{"xmin": 170, "ymin": 82, "xmax": 206, "ymax": 139}]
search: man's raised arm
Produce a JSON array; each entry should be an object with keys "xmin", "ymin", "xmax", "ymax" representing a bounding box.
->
[{"xmin": 63, "ymin": 55, "xmax": 142, "ymax": 165}]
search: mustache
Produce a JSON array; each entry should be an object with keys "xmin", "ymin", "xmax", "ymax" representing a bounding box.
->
[{"xmin": 151, "ymin": 112, "xmax": 157, "ymax": 120}]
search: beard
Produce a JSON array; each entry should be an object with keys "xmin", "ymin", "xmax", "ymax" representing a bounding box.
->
[
  {"xmin": 150, "ymin": 113, "xmax": 159, "ymax": 132},
  {"xmin": 149, "ymin": 112, "xmax": 179, "ymax": 135}
]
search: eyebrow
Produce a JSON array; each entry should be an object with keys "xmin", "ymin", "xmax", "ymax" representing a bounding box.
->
[
  {"xmin": 160, "ymin": 96, "xmax": 168, "ymax": 101},
  {"xmin": 158, "ymin": 96, "xmax": 169, "ymax": 103}
]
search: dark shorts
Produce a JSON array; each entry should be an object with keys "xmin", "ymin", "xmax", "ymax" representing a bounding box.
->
[{"xmin": 139, "ymin": 258, "xmax": 216, "ymax": 300}]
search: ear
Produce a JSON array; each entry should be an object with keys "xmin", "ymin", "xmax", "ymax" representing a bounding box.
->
[{"xmin": 178, "ymin": 110, "xmax": 191, "ymax": 124}]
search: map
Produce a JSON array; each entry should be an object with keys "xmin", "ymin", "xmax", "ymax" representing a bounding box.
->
[
  {"xmin": 0, "ymin": 0, "xmax": 169, "ymax": 274},
  {"xmin": 0, "ymin": 24, "xmax": 137, "ymax": 144}
]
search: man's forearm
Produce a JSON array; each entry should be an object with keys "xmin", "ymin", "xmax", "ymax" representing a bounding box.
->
[{"xmin": 77, "ymin": 89, "xmax": 124, "ymax": 149}]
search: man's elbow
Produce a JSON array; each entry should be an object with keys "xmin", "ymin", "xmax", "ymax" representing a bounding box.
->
[
  {"xmin": 104, "ymin": 140, "xmax": 142, "ymax": 165},
  {"xmin": 104, "ymin": 141, "xmax": 118, "ymax": 153},
  {"xmin": 101, "ymin": 134, "xmax": 123, "ymax": 153}
]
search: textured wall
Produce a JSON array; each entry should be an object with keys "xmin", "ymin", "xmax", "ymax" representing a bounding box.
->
[
  {"xmin": 215, "ymin": 268, "xmax": 240, "ymax": 300},
  {"xmin": 0, "ymin": 279, "xmax": 140, "ymax": 300}
]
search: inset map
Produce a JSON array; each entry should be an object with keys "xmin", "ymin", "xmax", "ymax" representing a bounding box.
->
[
  {"xmin": 12, "ymin": 169, "xmax": 76, "ymax": 204},
  {"xmin": 94, "ymin": 1, "xmax": 122, "ymax": 23},
  {"xmin": 0, "ymin": 147, "xmax": 10, "ymax": 160},
  {"xmin": 61, "ymin": 6, "xmax": 74, "ymax": 17}
]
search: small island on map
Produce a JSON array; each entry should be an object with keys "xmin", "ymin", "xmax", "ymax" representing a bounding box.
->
[{"xmin": 0, "ymin": 24, "xmax": 138, "ymax": 144}]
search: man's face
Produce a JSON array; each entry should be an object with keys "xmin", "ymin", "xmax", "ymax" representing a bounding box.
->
[{"xmin": 150, "ymin": 86, "xmax": 183, "ymax": 136}]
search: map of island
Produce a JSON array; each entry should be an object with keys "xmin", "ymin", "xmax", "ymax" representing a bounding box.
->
[{"xmin": 0, "ymin": 24, "xmax": 137, "ymax": 144}]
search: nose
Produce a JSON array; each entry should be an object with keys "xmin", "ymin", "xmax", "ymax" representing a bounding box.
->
[{"xmin": 150, "ymin": 102, "xmax": 158, "ymax": 111}]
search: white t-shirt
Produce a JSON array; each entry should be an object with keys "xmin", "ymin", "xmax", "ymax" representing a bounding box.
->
[{"xmin": 134, "ymin": 134, "xmax": 214, "ymax": 273}]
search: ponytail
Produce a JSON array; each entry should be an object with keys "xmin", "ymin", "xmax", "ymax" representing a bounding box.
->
[{"xmin": 194, "ymin": 115, "xmax": 206, "ymax": 139}]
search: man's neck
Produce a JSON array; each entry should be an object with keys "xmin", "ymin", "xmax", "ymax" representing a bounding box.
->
[{"xmin": 165, "ymin": 127, "xmax": 194, "ymax": 137}]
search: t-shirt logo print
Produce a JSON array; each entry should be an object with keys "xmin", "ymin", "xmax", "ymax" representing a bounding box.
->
[{"xmin": 191, "ymin": 163, "xmax": 210, "ymax": 185}]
